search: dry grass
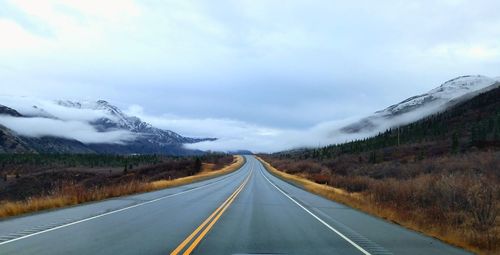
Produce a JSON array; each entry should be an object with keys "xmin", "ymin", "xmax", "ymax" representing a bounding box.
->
[
  {"xmin": 201, "ymin": 163, "xmax": 216, "ymax": 172},
  {"xmin": 256, "ymin": 157, "xmax": 364, "ymax": 207},
  {"xmin": 0, "ymin": 156, "xmax": 244, "ymax": 219},
  {"xmin": 257, "ymin": 157, "xmax": 498, "ymax": 255},
  {"xmin": 150, "ymin": 156, "xmax": 245, "ymax": 189}
]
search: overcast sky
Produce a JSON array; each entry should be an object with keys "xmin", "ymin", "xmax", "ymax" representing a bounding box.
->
[{"xmin": 0, "ymin": 0, "xmax": 499, "ymax": 151}]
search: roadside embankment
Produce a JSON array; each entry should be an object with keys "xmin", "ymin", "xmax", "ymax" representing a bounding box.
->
[
  {"xmin": 0, "ymin": 155, "xmax": 244, "ymax": 219},
  {"xmin": 256, "ymin": 156, "xmax": 498, "ymax": 255}
]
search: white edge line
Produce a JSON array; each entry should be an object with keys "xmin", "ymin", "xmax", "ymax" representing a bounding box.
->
[
  {"xmin": 0, "ymin": 162, "xmax": 248, "ymax": 246},
  {"xmin": 257, "ymin": 160, "xmax": 372, "ymax": 255}
]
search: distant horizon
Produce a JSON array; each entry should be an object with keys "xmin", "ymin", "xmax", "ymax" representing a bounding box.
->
[
  {"xmin": 1, "ymin": 74, "xmax": 498, "ymax": 153},
  {"xmin": 0, "ymin": 3, "xmax": 497, "ymax": 254},
  {"xmin": 1, "ymin": 0, "xmax": 499, "ymax": 152}
]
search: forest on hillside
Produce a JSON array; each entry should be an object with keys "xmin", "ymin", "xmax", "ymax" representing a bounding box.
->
[
  {"xmin": 283, "ymin": 85, "xmax": 500, "ymax": 161},
  {"xmin": 262, "ymin": 86, "xmax": 500, "ymax": 253}
]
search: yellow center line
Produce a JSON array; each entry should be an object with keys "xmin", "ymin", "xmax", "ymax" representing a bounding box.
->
[
  {"xmin": 183, "ymin": 172, "xmax": 251, "ymax": 254},
  {"xmin": 170, "ymin": 181, "xmax": 243, "ymax": 255},
  {"xmin": 170, "ymin": 168, "xmax": 252, "ymax": 255}
]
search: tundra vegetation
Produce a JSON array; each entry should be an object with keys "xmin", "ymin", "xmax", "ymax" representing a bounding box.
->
[
  {"xmin": 261, "ymin": 87, "xmax": 500, "ymax": 254},
  {"xmin": 0, "ymin": 153, "xmax": 242, "ymax": 218}
]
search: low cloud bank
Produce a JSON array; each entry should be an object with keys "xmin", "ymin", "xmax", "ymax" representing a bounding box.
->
[
  {"xmin": 128, "ymin": 99, "xmax": 452, "ymax": 153},
  {"xmin": 0, "ymin": 96, "xmax": 135, "ymax": 144},
  {"xmin": 127, "ymin": 106, "xmax": 377, "ymax": 153},
  {"xmin": 0, "ymin": 96, "xmax": 113, "ymax": 121},
  {"xmin": 0, "ymin": 93, "xmax": 457, "ymax": 152},
  {"xmin": 0, "ymin": 116, "xmax": 135, "ymax": 144}
]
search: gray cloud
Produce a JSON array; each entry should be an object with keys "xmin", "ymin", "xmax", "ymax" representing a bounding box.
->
[
  {"xmin": 125, "ymin": 101, "xmax": 445, "ymax": 153},
  {"xmin": 0, "ymin": 96, "xmax": 137, "ymax": 144},
  {"xmin": 0, "ymin": 116, "xmax": 135, "ymax": 144},
  {"xmin": 0, "ymin": 96, "xmax": 111, "ymax": 121},
  {"xmin": 0, "ymin": 0, "xmax": 499, "ymax": 151}
]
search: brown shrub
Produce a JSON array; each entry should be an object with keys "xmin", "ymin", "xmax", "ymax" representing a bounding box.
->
[
  {"xmin": 261, "ymin": 152, "xmax": 500, "ymax": 254},
  {"xmin": 466, "ymin": 178, "xmax": 498, "ymax": 249},
  {"xmin": 329, "ymin": 175, "xmax": 372, "ymax": 193},
  {"xmin": 0, "ymin": 156, "xmax": 244, "ymax": 219}
]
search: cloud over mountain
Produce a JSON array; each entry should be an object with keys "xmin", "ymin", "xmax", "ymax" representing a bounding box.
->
[
  {"xmin": 0, "ymin": 115, "xmax": 135, "ymax": 144},
  {"xmin": 1, "ymin": 0, "xmax": 499, "ymax": 135},
  {"xmin": 0, "ymin": 97, "xmax": 211, "ymax": 154},
  {"xmin": 0, "ymin": 96, "xmax": 135, "ymax": 144}
]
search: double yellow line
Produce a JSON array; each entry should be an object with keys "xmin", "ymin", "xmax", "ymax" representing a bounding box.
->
[{"xmin": 170, "ymin": 169, "xmax": 252, "ymax": 255}]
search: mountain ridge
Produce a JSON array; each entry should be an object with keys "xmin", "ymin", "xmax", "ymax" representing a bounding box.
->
[
  {"xmin": 0, "ymin": 101, "xmax": 214, "ymax": 155},
  {"xmin": 55, "ymin": 99, "xmax": 213, "ymax": 145},
  {"xmin": 341, "ymin": 75, "xmax": 498, "ymax": 134}
]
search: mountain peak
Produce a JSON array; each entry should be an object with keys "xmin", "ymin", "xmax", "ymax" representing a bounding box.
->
[
  {"xmin": 0, "ymin": 104, "xmax": 23, "ymax": 117},
  {"xmin": 1, "ymin": 99, "xmax": 214, "ymax": 154},
  {"xmin": 342, "ymin": 75, "xmax": 498, "ymax": 134},
  {"xmin": 96, "ymin": 100, "xmax": 109, "ymax": 105},
  {"xmin": 56, "ymin": 99, "xmax": 114, "ymax": 110},
  {"xmin": 54, "ymin": 99, "xmax": 214, "ymax": 145},
  {"xmin": 430, "ymin": 75, "xmax": 495, "ymax": 96},
  {"xmin": 382, "ymin": 75, "xmax": 497, "ymax": 116}
]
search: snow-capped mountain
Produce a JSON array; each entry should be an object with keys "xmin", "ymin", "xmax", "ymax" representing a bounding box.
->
[
  {"xmin": 55, "ymin": 99, "xmax": 207, "ymax": 145},
  {"xmin": 0, "ymin": 104, "xmax": 22, "ymax": 117},
  {"xmin": 0, "ymin": 100, "xmax": 214, "ymax": 155},
  {"xmin": 56, "ymin": 100, "xmax": 149, "ymax": 132},
  {"xmin": 53, "ymin": 99, "xmax": 215, "ymax": 153},
  {"xmin": 0, "ymin": 104, "xmax": 94, "ymax": 153},
  {"xmin": 341, "ymin": 75, "xmax": 499, "ymax": 133}
]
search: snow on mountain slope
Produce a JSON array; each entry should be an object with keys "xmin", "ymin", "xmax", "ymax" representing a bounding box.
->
[
  {"xmin": 0, "ymin": 99, "xmax": 214, "ymax": 154},
  {"xmin": 376, "ymin": 75, "xmax": 496, "ymax": 116},
  {"xmin": 56, "ymin": 100, "xmax": 151, "ymax": 132},
  {"xmin": 55, "ymin": 100, "xmax": 213, "ymax": 145},
  {"xmin": 0, "ymin": 104, "xmax": 22, "ymax": 117},
  {"xmin": 341, "ymin": 75, "xmax": 498, "ymax": 133}
]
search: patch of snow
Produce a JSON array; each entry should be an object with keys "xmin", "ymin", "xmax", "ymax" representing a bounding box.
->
[
  {"xmin": 56, "ymin": 100, "xmax": 141, "ymax": 131},
  {"xmin": 54, "ymin": 99, "xmax": 200, "ymax": 144},
  {"xmin": 343, "ymin": 75, "xmax": 497, "ymax": 134},
  {"xmin": 428, "ymin": 75, "xmax": 496, "ymax": 98},
  {"xmin": 378, "ymin": 75, "xmax": 495, "ymax": 116}
]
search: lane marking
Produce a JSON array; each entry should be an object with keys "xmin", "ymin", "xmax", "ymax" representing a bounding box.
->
[
  {"xmin": 183, "ymin": 172, "xmax": 251, "ymax": 254},
  {"xmin": 171, "ymin": 174, "xmax": 248, "ymax": 254},
  {"xmin": 171, "ymin": 164, "xmax": 253, "ymax": 255},
  {"xmin": 257, "ymin": 160, "xmax": 372, "ymax": 255},
  {"xmin": 0, "ymin": 163, "xmax": 249, "ymax": 247}
]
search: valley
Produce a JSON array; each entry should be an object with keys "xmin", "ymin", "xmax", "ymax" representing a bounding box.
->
[{"xmin": 1, "ymin": 2, "xmax": 498, "ymax": 254}]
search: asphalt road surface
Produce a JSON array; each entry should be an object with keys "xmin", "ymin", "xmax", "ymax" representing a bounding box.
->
[{"xmin": 0, "ymin": 155, "xmax": 471, "ymax": 255}]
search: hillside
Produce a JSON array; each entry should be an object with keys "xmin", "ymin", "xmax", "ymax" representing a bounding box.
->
[
  {"xmin": 288, "ymin": 82, "xmax": 500, "ymax": 159},
  {"xmin": 0, "ymin": 101, "xmax": 215, "ymax": 155},
  {"xmin": 341, "ymin": 75, "xmax": 498, "ymax": 134},
  {"xmin": 262, "ymin": 83, "xmax": 500, "ymax": 253}
]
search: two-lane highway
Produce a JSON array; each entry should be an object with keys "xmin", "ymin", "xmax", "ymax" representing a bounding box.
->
[{"xmin": 0, "ymin": 156, "xmax": 470, "ymax": 254}]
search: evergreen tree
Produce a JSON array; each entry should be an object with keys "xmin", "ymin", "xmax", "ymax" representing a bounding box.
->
[
  {"xmin": 452, "ymin": 131, "xmax": 459, "ymax": 153},
  {"xmin": 194, "ymin": 157, "xmax": 202, "ymax": 173}
]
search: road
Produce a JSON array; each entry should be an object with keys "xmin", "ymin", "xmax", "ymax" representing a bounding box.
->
[{"xmin": 0, "ymin": 155, "xmax": 470, "ymax": 255}]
